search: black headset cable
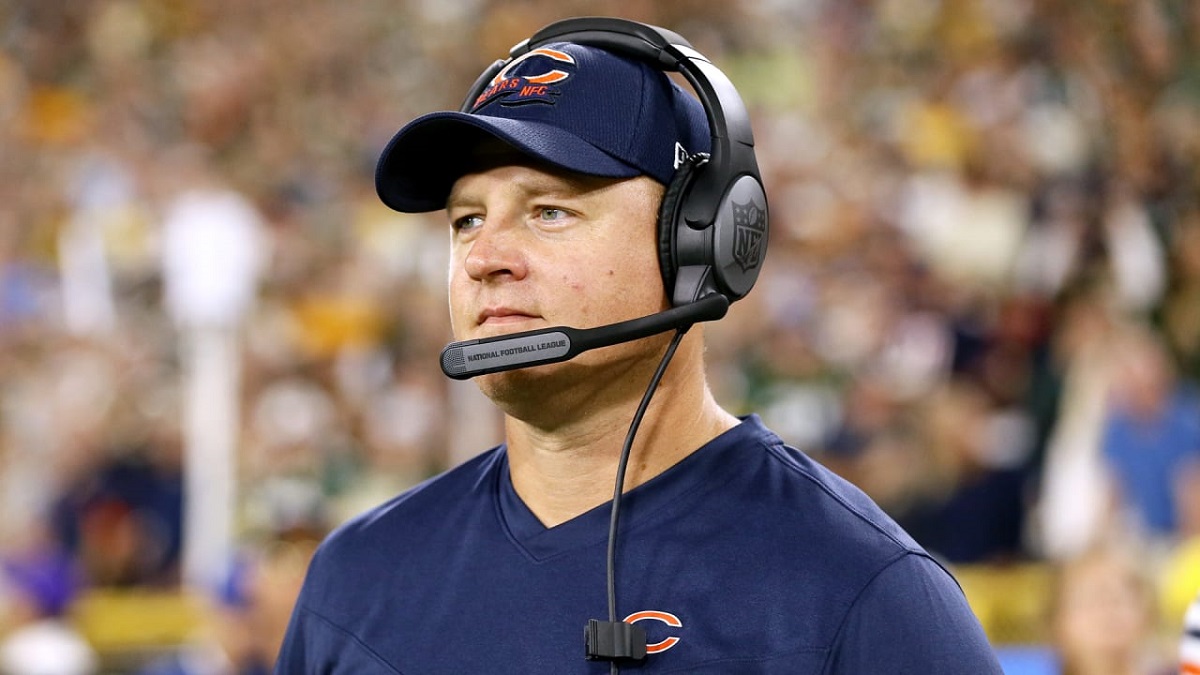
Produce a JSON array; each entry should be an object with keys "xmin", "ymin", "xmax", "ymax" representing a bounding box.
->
[{"xmin": 586, "ymin": 326, "xmax": 690, "ymax": 674}]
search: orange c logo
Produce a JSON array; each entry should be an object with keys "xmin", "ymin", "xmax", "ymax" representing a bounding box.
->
[
  {"xmin": 491, "ymin": 47, "xmax": 576, "ymax": 86},
  {"xmin": 624, "ymin": 610, "xmax": 682, "ymax": 654}
]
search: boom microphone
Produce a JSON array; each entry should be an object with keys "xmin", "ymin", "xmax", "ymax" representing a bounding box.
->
[{"xmin": 440, "ymin": 293, "xmax": 729, "ymax": 379}]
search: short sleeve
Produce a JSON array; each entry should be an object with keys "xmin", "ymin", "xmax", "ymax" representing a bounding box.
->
[{"xmin": 824, "ymin": 553, "xmax": 1003, "ymax": 674}]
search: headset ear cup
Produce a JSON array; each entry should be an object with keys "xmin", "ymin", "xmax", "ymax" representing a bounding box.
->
[{"xmin": 656, "ymin": 154, "xmax": 706, "ymax": 305}]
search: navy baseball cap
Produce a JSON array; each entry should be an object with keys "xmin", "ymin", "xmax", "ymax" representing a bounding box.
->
[{"xmin": 375, "ymin": 41, "xmax": 711, "ymax": 213}]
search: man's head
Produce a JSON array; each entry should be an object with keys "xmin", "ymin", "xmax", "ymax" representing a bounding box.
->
[
  {"xmin": 373, "ymin": 19, "xmax": 765, "ymax": 409},
  {"xmin": 373, "ymin": 34, "xmax": 723, "ymax": 410}
]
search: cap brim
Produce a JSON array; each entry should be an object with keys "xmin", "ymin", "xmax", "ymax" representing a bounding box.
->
[{"xmin": 375, "ymin": 111, "xmax": 641, "ymax": 213}]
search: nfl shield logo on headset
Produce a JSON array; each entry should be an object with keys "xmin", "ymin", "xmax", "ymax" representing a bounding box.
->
[{"xmin": 732, "ymin": 199, "xmax": 766, "ymax": 273}]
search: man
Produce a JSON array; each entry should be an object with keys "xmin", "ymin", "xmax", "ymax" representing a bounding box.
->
[{"xmin": 276, "ymin": 18, "xmax": 1003, "ymax": 674}]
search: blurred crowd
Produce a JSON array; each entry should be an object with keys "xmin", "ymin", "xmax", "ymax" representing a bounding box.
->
[{"xmin": 1, "ymin": 0, "xmax": 1199, "ymax": 672}]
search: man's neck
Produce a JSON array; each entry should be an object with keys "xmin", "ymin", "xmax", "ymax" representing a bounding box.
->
[{"xmin": 502, "ymin": 335, "xmax": 740, "ymax": 527}]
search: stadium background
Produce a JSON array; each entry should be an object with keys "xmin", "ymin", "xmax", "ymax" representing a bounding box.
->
[{"xmin": 1, "ymin": 0, "xmax": 1199, "ymax": 672}]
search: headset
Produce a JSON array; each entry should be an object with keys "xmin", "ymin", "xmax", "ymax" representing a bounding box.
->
[{"xmin": 438, "ymin": 17, "xmax": 768, "ymax": 670}]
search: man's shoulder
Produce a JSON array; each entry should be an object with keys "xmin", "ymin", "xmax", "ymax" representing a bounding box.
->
[
  {"xmin": 732, "ymin": 416, "xmax": 931, "ymax": 564},
  {"xmin": 314, "ymin": 445, "xmax": 505, "ymax": 563}
]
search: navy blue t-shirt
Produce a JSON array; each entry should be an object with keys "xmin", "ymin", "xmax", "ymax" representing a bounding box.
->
[{"xmin": 276, "ymin": 416, "xmax": 1002, "ymax": 673}]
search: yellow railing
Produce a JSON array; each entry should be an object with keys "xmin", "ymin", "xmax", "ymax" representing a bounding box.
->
[
  {"xmin": 71, "ymin": 588, "xmax": 205, "ymax": 657},
  {"xmin": 953, "ymin": 563, "xmax": 1053, "ymax": 645}
]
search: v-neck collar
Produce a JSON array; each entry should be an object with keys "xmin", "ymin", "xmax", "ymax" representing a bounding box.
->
[{"xmin": 494, "ymin": 415, "xmax": 767, "ymax": 562}]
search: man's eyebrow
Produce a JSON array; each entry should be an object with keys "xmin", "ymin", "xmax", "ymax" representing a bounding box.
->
[{"xmin": 445, "ymin": 184, "xmax": 481, "ymax": 210}]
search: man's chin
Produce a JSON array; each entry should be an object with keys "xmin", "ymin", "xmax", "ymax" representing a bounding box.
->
[
  {"xmin": 474, "ymin": 358, "xmax": 572, "ymax": 389},
  {"xmin": 473, "ymin": 361, "xmax": 580, "ymax": 420},
  {"xmin": 470, "ymin": 339, "xmax": 670, "ymax": 420}
]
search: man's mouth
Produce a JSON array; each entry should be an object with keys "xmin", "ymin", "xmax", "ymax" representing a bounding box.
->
[{"xmin": 477, "ymin": 307, "xmax": 541, "ymax": 328}]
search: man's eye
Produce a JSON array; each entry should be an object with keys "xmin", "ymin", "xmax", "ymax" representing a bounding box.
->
[
  {"xmin": 453, "ymin": 215, "xmax": 483, "ymax": 231},
  {"xmin": 539, "ymin": 208, "xmax": 568, "ymax": 221}
]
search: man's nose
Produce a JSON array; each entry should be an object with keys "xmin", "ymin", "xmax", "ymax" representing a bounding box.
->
[{"xmin": 463, "ymin": 219, "xmax": 529, "ymax": 282}]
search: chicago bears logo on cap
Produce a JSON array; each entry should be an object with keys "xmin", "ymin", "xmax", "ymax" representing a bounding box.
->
[{"xmin": 471, "ymin": 47, "xmax": 577, "ymax": 111}]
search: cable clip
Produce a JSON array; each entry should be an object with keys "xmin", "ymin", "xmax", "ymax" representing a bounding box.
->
[{"xmin": 584, "ymin": 619, "xmax": 647, "ymax": 662}]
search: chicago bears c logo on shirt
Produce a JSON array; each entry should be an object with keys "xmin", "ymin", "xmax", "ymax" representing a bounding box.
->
[
  {"xmin": 471, "ymin": 48, "xmax": 576, "ymax": 111},
  {"xmin": 624, "ymin": 610, "xmax": 683, "ymax": 654}
]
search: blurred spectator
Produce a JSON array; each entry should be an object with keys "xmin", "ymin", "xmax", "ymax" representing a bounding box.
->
[
  {"xmin": 49, "ymin": 438, "xmax": 184, "ymax": 588},
  {"xmin": 1033, "ymin": 282, "xmax": 1125, "ymax": 560},
  {"xmin": 1100, "ymin": 326, "xmax": 1200, "ymax": 544},
  {"xmin": 1048, "ymin": 546, "xmax": 1173, "ymax": 675},
  {"xmin": 890, "ymin": 378, "xmax": 1030, "ymax": 564}
]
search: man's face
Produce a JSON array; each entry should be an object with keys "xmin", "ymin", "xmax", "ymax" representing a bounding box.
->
[{"xmin": 445, "ymin": 157, "xmax": 668, "ymax": 396}]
